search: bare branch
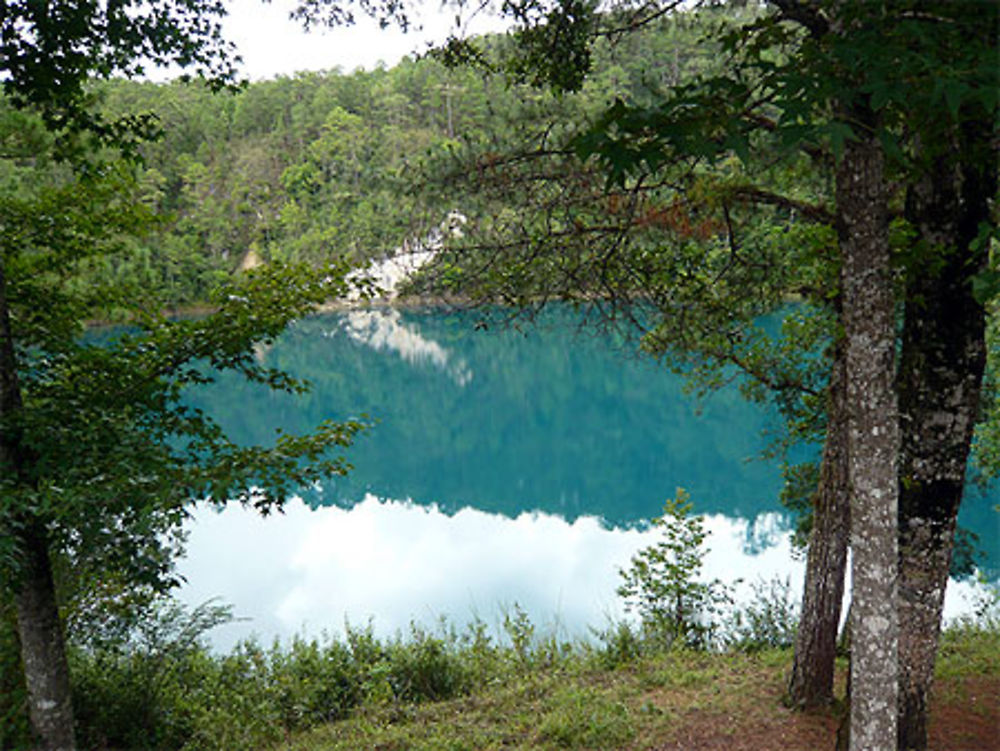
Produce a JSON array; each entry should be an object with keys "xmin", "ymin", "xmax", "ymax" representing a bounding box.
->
[{"xmin": 596, "ymin": 1, "xmax": 689, "ymax": 40}]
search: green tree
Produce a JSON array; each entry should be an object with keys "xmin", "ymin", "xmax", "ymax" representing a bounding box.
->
[
  {"xmin": 0, "ymin": 5, "xmax": 365, "ymax": 750},
  {"xmin": 0, "ymin": 155, "xmax": 366, "ymax": 751},
  {"xmin": 617, "ymin": 490, "xmax": 731, "ymax": 649},
  {"xmin": 408, "ymin": 3, "xmax": 853, "ymax": 714},
  {"xmin": 0, "ymin": 0, "xmax": 237, "ymax": 154},
  {"xmin": 369, "ymin": 1, "xmax": 996, "ymax": 748}
]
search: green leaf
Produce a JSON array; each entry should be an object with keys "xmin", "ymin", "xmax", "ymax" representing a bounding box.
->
[
  {"xmin": 826, "ymin": 121, "xmax": 855, "ymax": 161},
  {"xmin": 971, "ymin": 269, "xmax": 1000, "ymax": 305},
  {"xmin": 943, "ymin": 81, "xmax": 966, "ymax": 121}
]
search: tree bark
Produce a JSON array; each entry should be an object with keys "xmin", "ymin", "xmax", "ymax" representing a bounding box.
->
[
  {"xmin": 0, "ymin": 259, "xmax": 78, "ymax": 751},
  {"xmin": 837, "ymin": 121, "xmax": 899, "ymax": 751},
  {"xmin": 895, "ymin": 127, "xmax": 993, "ymax": 751},
  {"xmin": 12, "ymin": 524, "xmax": 77, "ymax": 751},
  {"xmin": 787, "ymin": 329, "xmax": 850, "ymax": 708}
]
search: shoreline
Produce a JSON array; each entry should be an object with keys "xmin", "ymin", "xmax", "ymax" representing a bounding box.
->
[{"xmin": 84, "ymin": 293, "xmax": 477, "ymax": 329}]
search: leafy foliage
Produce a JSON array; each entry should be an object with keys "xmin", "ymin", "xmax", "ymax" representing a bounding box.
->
[
  {"xmin": 0, "ymin": 0, "xmax": 238, "ymax": 156},
  {"xmin": 70, "ymin": 599, "xmax": 235, "ymax": 751},
  {"xmin": 3, "ymin": 585, "xmax": 996, "ymax": 751},
  {"xmin": 722, "ymin": 576, "xmax": 799, "ymax": 653},
  {"xmin": 1, "ymin": 249, "xmax": 369, "ymax": 593},
  {"xmin": 67, "ymin": 10, "xmax": 760, "ymax": 305},
  {"xmin": 0, "ymin": 601, "xmax": 30, "ymax": 750},
  {"xmin": 11, "ymin": 599, "xmax": 576, "ymax": 751},
  {"xmin": 617, "ymin": 490, "xmax": 732, "ymax": 649}
]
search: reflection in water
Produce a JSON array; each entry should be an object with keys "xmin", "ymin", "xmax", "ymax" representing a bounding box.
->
[
  {"xmin": 345, "ymin": 249, "xmax": 439, "ymax": 302},
  {"xmin": 337, "ymin": 309, "xmax": 473, "ymax": 386},
  {"xmin": 178, "ymin": 497, "xmax": 987, "ymax": 652},
  {"xmin": 187, "ymin": 306, "xmax": 802, "ymax": 524},
  {"xmin": 188, "ymin": 306, "xmax": 996, "ymax": 564},
  {"xmin": 179, "ymin": 305, "xmax": 998, "ymax": 648}
]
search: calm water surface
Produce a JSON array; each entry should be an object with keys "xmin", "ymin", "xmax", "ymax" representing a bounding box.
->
[{"xmin": 177, "ymin": 306, "xmax": 998, "ymax": 648}]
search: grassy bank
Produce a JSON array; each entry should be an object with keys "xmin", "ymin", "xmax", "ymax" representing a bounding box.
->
[
  {"xmin": 4, "ymin": 595, "xmax": 996, "ymax": 751},
  {"xmin": 282, "ymin": 621, "xmax": 999, "ymax": 751}
]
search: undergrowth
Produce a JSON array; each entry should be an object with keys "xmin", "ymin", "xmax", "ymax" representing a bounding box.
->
[{"xmin": 2, "ymin": 591, "xmax": 996, "ymax": 751}]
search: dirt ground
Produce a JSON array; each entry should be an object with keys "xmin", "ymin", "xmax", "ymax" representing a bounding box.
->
[{"xmin": 655, "ymin": 674, "xmax": 999, "ymax": 751}]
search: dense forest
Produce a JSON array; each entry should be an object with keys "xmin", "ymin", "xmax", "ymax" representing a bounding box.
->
[{"xmin": 74, "ymin": 10, "xmax": 733, "ymax": 305}]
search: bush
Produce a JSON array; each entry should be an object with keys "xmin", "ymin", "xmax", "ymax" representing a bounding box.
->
[
  {"xmin": 70, "ymin": 602, "xmax": 369, "ymax": 750},
  {"xmin": 70, "ymin": 598, "xmax": 233, "ymax": 751},
  {"xmin": 453, "ymin": 616, "xmax": 503, "ymax": 686},
  {"xmin": 592, "ymin": 620, "xmax": 645, "ymax": 669},
  {"xmin": 265, "ymin": 636, "xmax": 361, "ymax": 730},
  {"xmin": 723, "ymin": 576, "xmax": 800, "ymax": 652},
  {"xmin": 617, "ymin": 490, "xmax": 732, "ymax": 650}
]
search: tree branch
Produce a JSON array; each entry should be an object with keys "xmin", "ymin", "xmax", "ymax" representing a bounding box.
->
[
  {"xmin": 596, "ymin": 1, "xmax": 688, "ymax": 40},
  {"xmin": 727, "ymin": 184, "xmax": 835, "ymax": 225}
]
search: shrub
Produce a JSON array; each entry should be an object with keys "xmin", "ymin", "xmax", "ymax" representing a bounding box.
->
[
  {"xmin": 70, "ymin": 598, "xmax": 233, "ymax": 751},
  {"xmin": 617, "ymin": 490, "xmax": 732, "ymax": 650},
  {"xmin": 454, "ymin": 616, "xmax": 503, "ymax": 686},
  {"xmin": 386, "ymin": 624, "xmax": 469, "ymax": 702},
  {"xmin": 266, "ymin": 636, "xmax": 360, "ymax": 729},
  {"xmin": 591, "ymin": 620, "xmax": 645, "ymax": 669},
  {"xmin": 723, "ymin": 576, "xmax": 800, "ymax": 652}
]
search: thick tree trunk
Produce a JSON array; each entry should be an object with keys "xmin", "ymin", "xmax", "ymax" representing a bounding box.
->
[
  {"xmin": 0, "ymin": 260, "xmax": 77, "ymax": 751},
  {"xmin": 12, "ymin": 524, "xmax": 77, "ymax": 751},
  {"xmin": 787, "ymin": 331, "xmax": 850, "ymax": 708},
  {"xmin": 895, "ymin": 130, "xmax": 993, "ymax": 751},
  {"xmin": 837, "ymin": 123, "xmax": 899, "ymax": 751}
]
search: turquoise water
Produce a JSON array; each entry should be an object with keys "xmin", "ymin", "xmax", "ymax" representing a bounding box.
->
[
  {"xmin": 192, "ymin": 306, "xmax": 794, "ymax": 522},
  {"xmin": 178, "ymin": 305, "xmax": 998, "ymax": 646}
]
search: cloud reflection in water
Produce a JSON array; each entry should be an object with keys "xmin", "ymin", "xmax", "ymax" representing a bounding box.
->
[
  {"xmin": 178, "ymin": 497, "xmax": 990, "ymax": 652},
  {"xmin": 178, "ymin": 496, "xmax": 806, "ymax": 650}
]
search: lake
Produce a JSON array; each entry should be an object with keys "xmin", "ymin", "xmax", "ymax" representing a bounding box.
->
[{"xmin": 176, "ymin": 305, "xmax": 999, "ymax": 649}]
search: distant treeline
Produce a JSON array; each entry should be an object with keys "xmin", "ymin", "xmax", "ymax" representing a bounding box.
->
[{"xmin": 80, "ymin": 9, "xmax": 732, "ymax": 305}]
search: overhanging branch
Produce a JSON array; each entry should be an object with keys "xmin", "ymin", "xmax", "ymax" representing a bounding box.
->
[{"xmin": 727, "ymin": 184, "xmax": 834, "ymax": 226}]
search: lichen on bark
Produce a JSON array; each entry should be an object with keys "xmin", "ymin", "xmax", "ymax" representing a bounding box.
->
[{"xmin": 836, "ymin": 118, "xmax": 899, "ymax": 751}]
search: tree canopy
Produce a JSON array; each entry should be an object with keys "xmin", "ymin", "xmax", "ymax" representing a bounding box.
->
[{"xmin": 0, "ymin": 4, "xmax": 368, "ymax": 749}]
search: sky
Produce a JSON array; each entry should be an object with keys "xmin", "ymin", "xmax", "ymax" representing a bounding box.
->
[{"xmin": 221, "ymin": 0, "xmax": 504, "ymax": 79}]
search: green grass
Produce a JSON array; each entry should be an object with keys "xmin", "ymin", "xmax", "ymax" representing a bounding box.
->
[
  {"xmin": 284, "ymin": 664, "xmax": 651, "ymax": 750},
  {"xmin": 276, "ymin": 648, "xmax": 784, "ymax": 750},
  {"xmin": 936, "ymin": 617, "xmax": 1000, "ymax": 679},
  {"xmin": 5, "ymin": 599, "xmax": 996, "ymax": 751},
  {"xmin": 931, "ymin": 615, "xmax": 1000, "ymax": 715},
  {"xmin": 275, "ymin": 624, "xmax": 998, "ymax": 751}
]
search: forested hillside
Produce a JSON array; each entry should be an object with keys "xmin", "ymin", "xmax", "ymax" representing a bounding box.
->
[{"xmin": 79, "ymin": 9, "xmax": 732, "ymax": 305}]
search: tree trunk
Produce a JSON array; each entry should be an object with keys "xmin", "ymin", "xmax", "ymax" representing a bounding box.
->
[
  {"xmin": 837, "ymin": 120, "xmax": 899, "ymax": 751},
  {"xmin": 0, "ymin": 259, "xmax": 77, "ymax": 751},
  {"xmin": 12, "ymin": 524, "xmax": 77, "ymax": 751},
  {"xmin": 787, "ymin": 329, "xmax": 850, "ymax": 708},
  {"xmin": 895, "ymin": 126, "xmax": 993, "ymax": 751}
]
